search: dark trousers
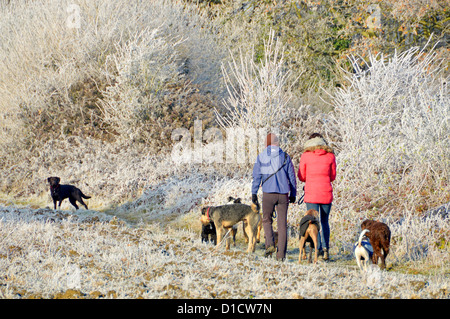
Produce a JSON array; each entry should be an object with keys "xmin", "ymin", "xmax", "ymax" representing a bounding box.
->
[
  {"xmin": 262, "ymin": 192, "xmax": 289, "ymax": 260},
  {"xmin": 305, "ymin": 202, "xmax": 332, "ymax": 251}
]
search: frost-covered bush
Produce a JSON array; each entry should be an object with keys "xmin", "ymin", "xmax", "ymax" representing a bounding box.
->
[
  {"xmin": 215, "ymin": 30, "xmax": 298, "ymax": 134},
  {"xmin": 212, "ymin": 29, "xmax": 317, "ymax": 167},
  {"xmin": 97, "ymin": 27, "xmax": 184, "ymax": 142},
  {"xmin": 390, "ymin": 209, "xmax": 449, "ymax": 267},
  {"xmin": 0, "ymin": 0, "xmax": 224, "ymax": 155},
  {"xmin": 328, "ymin": 43, "xmax": 449, "ymax": 214}
]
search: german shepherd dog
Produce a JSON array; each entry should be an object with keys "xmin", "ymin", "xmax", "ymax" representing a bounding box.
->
[
  {"xmin": 47, "ymin": 176, "xmax": 91, "ymax": 210},
  {"xmin": 201, "ymin": 200, "xmax": 260, "ymax": 253},
  {"xmin": 201, "ymin": 197, "xmax": 241, "ymax": 245}
]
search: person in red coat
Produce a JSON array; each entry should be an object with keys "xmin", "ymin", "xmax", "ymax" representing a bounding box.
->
[{"xmin": 297, "ymin": 133, "xmax": 336, "ymax": 260}]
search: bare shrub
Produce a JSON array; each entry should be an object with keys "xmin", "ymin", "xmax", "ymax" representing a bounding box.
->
[
  {"xmin": 327, "ymin": 42, "xmax": 449, "ymax": 214},
  {"xmin": 0, "ymin": 0, "xmax": 224, "ymax": 153},
  {"xmin": 97, "ymin": 27, "xmax": 185, "ymax": 143},
  {"xmin": 213, "ymin": 29, "xmax": 314, "ymax": 166},
  {"xmin": 215, "ymin": 30, "xmax": 296, "ymax": 131}
]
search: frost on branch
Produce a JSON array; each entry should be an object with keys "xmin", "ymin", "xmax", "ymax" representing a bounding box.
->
[
  {"xmin": 329, "ymin": 43, "xmax": 449, "ymax": 213},
  {"xmin": 215, "ymin": 30, "xmax": 297, "ymax": 133}
]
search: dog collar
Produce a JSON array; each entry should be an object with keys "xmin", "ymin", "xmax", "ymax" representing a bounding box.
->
[{"xmin": 206, "ymin": 206, "xmax": 211, "ymax": 222}]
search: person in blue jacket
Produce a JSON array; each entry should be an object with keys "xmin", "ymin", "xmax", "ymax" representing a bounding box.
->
[{"xmin": 252, "ymin": 133, "xmax": 297, "ymax": 260}]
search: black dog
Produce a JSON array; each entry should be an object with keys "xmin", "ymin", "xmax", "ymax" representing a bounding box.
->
[
  {"xmin": 47, "ymin": 176, "xmax": 91, "ymax": 210},
  {"xmin": 201, "ymin": 222, "xmax": 217, "ymax": 244}
]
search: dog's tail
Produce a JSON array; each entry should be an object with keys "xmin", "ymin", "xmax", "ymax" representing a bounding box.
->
[
  {"xmin": 80, "ymin": 192, "xmax": 91, "ymax": 199},
  {"xmin": 358, "ymin": 229, "xmax": 370, "ymax": 246}
]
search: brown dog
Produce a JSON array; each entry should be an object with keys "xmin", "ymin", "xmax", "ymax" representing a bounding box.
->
[
  {"xmin": 242, "ymin": 217, "xmax": 263, "ymax": 245},
  {"xmin": 298, "ymin": 209, "xmax": 320, "ymax": 263},
  {"xmin": 361, "ymin": 219, "xmax": 391, "ymax": 269},
  {"xmin": 229, "ymin": 197, "xmax": 262, "ymax": 245}
]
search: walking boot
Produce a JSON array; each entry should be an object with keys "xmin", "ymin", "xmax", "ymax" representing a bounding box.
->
[{"xmin": 323, "ymin": 248, "xmax": 329, "ymax": 261}]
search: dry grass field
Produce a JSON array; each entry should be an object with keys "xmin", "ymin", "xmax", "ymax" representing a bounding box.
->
[{"xmin": 0, "ymin": 190, "xmax": 448, "ymax": 299}]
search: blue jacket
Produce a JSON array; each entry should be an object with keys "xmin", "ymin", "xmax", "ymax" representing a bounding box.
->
[{"xmin": 252, "ymin": 146, "xmax": 297, "ymax": 196}]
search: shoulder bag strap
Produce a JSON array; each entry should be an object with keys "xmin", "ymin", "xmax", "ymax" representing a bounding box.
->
[{"xmin": 261, "ymin": 153, "xmax": 288, "ymax": 186}]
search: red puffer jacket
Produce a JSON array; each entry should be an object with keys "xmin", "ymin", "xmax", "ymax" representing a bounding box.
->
[{"xmin": 298, "ymin": 148, "xmax": 336, "ymax": 204}]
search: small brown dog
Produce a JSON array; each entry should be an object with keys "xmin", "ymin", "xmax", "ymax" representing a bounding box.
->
[
  {"xmin": 361, "ymin": 219, "xmax": 391, "ymax": 269},
  {"xmin": 298, "ymin": 209, "xmax": 320, "ymax": 263}
]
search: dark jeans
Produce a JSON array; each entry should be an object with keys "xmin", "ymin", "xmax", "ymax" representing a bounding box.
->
[
  {"xmin": 262, "ymin": 192, "xmax": 289, "ymax": 260},
  {"xmin": 305, "ymin": 202, "xmax": 332, "ymax": 251}
]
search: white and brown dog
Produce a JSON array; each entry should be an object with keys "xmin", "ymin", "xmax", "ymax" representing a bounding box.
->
[{"xmin": 354, "ymin": 229, "xmax": 373, "ymax": 272}]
